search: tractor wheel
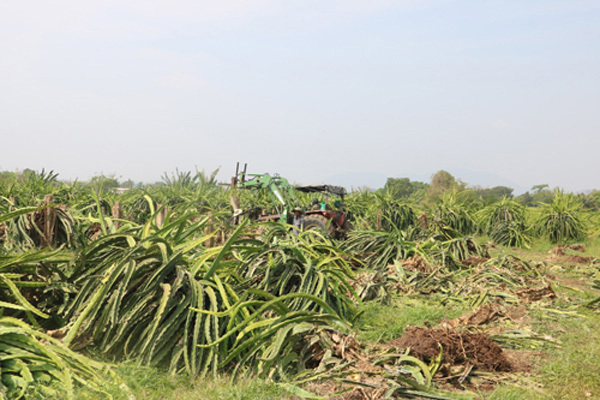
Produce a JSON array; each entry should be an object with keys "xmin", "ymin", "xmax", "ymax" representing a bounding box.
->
[{"xmin": 304, "ymin": 215, "xmax": 333, "ymax": 235}]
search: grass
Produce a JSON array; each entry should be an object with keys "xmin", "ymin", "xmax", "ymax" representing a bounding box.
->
[
  {"xmin": 537, "ymin": 314, "xmax": 600, "ymax": 399},
  {"xmin": 487, "ymin": 308, "xmax": 600, "ymax": 400},
  {"xmin": 581, "ymin": 235, "xmax": 600, "ymax": 256},
  {"xmin": 486, "ymin": 386, "xmax": 544, "ymax": 400},
  {"xmin": 64, "ymin": 363, "xmax": 290, "ymax": 400},
  {"xmin": 355, "ymin": 295, "xmax": 468, "ymax": 344},
  {"xmin": 344, "ymin": 238, "xmax": 600, "ymax": 399},
  {"xmin": 484, "ymin": 236, "xmax": 600, "ymax": 400}
]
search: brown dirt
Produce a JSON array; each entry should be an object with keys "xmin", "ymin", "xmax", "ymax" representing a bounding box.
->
[
  {"xmin": 503, "ymin": 349, "xmax": 536, "ymax": 374},
  {"xmin": 390, "ymin": 327, "xmax": 512, "ymax": 372},
  {"xmin": 557, "ymin": 276, "xmax": 600, "ymax": 294},
  {"xmin": 460, "ymin": 256, "xmax": 490, "ymax": 267},
  {"xmin": 561, "ymin": 255, "xmax": 595, "ymax": 264},
  {"xmin": 503, "ymin": 304, "xmax": 529, "ymax": 323},
  {"xmin": 549, "ymin": 244, "xmax": 586, "ymax": 256},
  {"xmin": 301, "ymin": 324, "xmax": 514, "ymax": 399},
  {"xmin": 340, "ymin": 389, "xmax": 365, "ymax": 400}
]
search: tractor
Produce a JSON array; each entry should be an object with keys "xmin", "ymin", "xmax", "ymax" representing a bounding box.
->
[
  {"xmin": 295, "ymin": 184, "xmax": 352, "ymax": 238},
  {"xmin": 226, "ymin": 163, "xmax": 352, "ymax": 239}
]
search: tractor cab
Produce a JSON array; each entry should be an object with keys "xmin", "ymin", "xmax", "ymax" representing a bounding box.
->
[{"xmin": 295, "ymin": 185, "xmax": 352, "ymax": 239}]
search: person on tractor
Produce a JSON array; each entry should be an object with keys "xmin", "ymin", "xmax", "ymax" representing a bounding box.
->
[
  {"xmin": 311, "ymin": 198, "xmax": 320, "ymax": 210},
  {"xmin": 292, "ymin": 207, "xmax": 305, "ymax": 234}
]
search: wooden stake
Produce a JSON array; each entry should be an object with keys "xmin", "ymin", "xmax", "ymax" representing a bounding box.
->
[
  {"xmin": 112, "ymin": 201, "xmax": 122, "ymax": 230},
  {"xmin": 43, "ymin": 194, "xmax": 56, "ymax": 247}
]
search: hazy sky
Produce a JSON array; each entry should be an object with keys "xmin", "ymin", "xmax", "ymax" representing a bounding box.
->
[{"xmin": 1, "ymin": 1, "xmax": 599, "ymax": 191}]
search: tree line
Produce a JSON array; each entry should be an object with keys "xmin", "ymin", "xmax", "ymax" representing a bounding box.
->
[{"xmin": 381, "ymin": 170, "xmax": 600, "ymax": 210}]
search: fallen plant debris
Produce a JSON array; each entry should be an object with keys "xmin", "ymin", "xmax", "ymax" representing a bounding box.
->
[
  {"xmin": 515, "ymin": 284, "xmax": 557, "ymax": 302},
  {"xmin": 350, "ymin": 272, "xmax": 389, "ymax": 302},
  {"xmin": 460, "ymin": 256, "xmax": 490, "ymax": 267},
  {"xmin": 399, "ymin": 256, "xmax": 433, "ymax": 273},
  {"xmin": 302, "ymin": 330, "xmax": 481, "ymax": 400},
  {"xmin": 443, "ymin": 304, "xmax": 505, "ymax": 329}
]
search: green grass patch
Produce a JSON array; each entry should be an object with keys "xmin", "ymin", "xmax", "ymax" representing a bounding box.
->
[
  {"xmin": 355, "ymin": 295, "xmax": 467, "ymax": 344},
  {"xmin": 487, "ymin": 283, "xmax": 600, "ymax": 399},
  {"xmin": 535, "ymin": 312, "xmax": 600, "ymax": 399},
  {"xmin": 526, "ymin": 238, "xmax": 558, "ymax": 254},
  {"xmin": 582, "ymin": 235, "xmax": 600, "ymax": 258},
  {"xmin": 67, "ymin": 363, "xmax": 289, "ymax": 400},
  {"xmin": 486, "ymin": 385, "xmax": 544, "ymax": 400}
]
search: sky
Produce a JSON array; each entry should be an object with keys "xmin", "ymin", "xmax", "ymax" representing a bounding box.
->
[{"xmin": 1, "ymin": 0, "xmax": 599, "ymax": 192}]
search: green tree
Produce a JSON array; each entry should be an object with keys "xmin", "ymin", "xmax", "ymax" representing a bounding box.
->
[
  {"xmin": 473, "ymin": 186, "xmax": 514, "ymax": 205},
  {"xmin": 518, "ymin": 184, "xmax": 554, "ymax": 206},
  {"xmin": 89, "ymin": 174, "xmax": 120, "ymax": 193},
  {"xmin": 532, "ymin": 184, "xmax": 549, "ymax": 193},
  {"xmin": 516, "ymin": 191, "xmax": 534, "ymax": 206},
  {"xmin": 581, "ymin": 191, "xmax": 600, "ymax": 210},
  {"xmin": 425, "ymin": 170, "xmax": 464, "ymax": 204},
  {"xmin": 383, "ymin": 177, "xmax": 428, "ymax": 199},
  {"xmin": 120, "ymin": 179, "xmax": 135, "ymax": 189},
  {"xmin": 0, "ymin": 170, "xmax": 18, "ymax": 185}
]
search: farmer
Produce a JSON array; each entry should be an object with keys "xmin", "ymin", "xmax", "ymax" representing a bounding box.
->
[
  {"xmin": 311, "ymin": 198, "xmax": 320, "ymax": 210},
  {"xmin": 292, "ymin": 207, "xmax": 304, "ymax": 234},
  {"xmin": 333, "ymin": 199, "xmax": 342, "ymax": 211}
]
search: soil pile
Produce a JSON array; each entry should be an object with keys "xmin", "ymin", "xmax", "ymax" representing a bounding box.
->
[
  {"xmin": 548, "ymin": 244, "xmax": 595, "ymax": 264},
  {"xmin": 391, "ymin": 327, "xmax": 511, "ymax": 372},
  {"xmin": 549, "ymin": 244, "xmax": 586, "ymax": 256},
  {"xmin": 562, "ymin": 255, "xmax": 595, "ymax": 264}
]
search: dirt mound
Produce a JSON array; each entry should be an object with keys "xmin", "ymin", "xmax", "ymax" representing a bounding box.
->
[
  {"xmin": 549, "ymin": 244, "xmax": 586, "ymax": 256},
  {"xmin": 562, "ymin": 255, "xmax": 595, "ymax": 264},
  {"xmin": 391, "ymin": 327, "xmax": 511, "ymax": 372},
  {"xmin": 547, "ymin": 244, "xmax": 595, "ymax": 264}
]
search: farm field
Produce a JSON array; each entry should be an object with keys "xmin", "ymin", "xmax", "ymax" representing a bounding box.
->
[
  {"xmin": 72, "ymin": 242, "xmax": 600, "ymax": 400},
  {"xmin": 0, "ymin": 170, "xmax": 599, "ymax": 400}
]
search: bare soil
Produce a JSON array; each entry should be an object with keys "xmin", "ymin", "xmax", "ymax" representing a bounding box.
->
[{"xmin": 390, "ymin": 326, "xmax": 512, "ymax": 372}]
